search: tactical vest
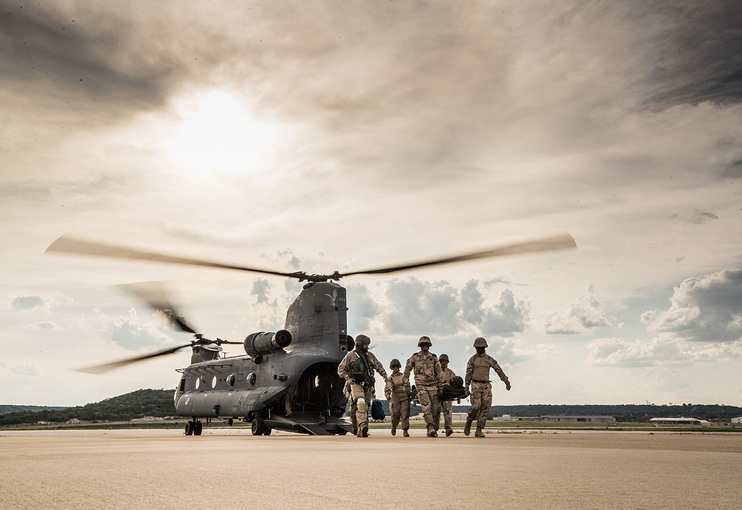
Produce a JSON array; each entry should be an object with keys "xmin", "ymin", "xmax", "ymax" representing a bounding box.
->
[{"xmin": 348, "ymin": 351, "xmax": 374, "ymax": 385}]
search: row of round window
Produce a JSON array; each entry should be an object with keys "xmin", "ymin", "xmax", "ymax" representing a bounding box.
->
[{"xmin": 193, "ymin": 373, "xmax": 257, "ymax": 390}]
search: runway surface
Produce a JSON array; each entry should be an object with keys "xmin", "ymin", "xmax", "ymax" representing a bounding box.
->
[{"xmin": 2, "ymin": 428, "xmax": 741, "ymax": 509}]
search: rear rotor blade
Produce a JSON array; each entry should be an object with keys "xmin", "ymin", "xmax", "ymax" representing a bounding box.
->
[
  {"xmin": 341, "ymin": 232, "xmax": 576, "ymax": 277},
  {"xmin": 116, "ymin": 281, "xmax": 197, "ymax": 334},
  {"xmin": 74, "ymin": 343, "xmax": 192, "ymax": 374},
  {"xmin": 47, "ymin": 235, "xmax": 302, "ymax": 279}
]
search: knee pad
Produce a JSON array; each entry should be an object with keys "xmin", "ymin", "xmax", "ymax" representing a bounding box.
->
[{"xmin": 357, "ymin": 397, "xmax": 368, "ymax": 413}]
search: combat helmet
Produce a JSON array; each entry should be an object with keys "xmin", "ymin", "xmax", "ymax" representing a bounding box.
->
[
  {"xmin": 418, "ymin": 335, "xmax": 432, "ymax": 347},
  {"xmin": 390, "ymin": 358, "xmax": 402, "ymax": 369},
  {"xmin": 473, "ymin": 337, "xmax": 488, "ymax": 348},
  {"xmin": 439, "ymin": 353, "xmax": 449, "ymax": 362},
  {"xmin": 355, "ymin": 334, "xmax": 371, "ymax": 348}
]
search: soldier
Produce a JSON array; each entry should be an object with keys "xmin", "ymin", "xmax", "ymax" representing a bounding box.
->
[
  {"xmin": 437, "ymin": 353, "xmax": 456, "ymax": 437},
  {"xmin": 338, "ymin": 334, "xmax": 388, "ymax": 438},
  {"xmin": 404, "ymin": 336, "xmax": 444, "ymax": 437},
  {"xmin": 464, "ymin": 337, "xmax": 511, "ymax": 438},
  {"xmin": 385, "ymin": 358, "xmax": 411, "ymax": 437}
]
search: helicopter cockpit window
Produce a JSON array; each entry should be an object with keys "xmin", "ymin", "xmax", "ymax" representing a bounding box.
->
[
  {"xmin": 227, "ymin": 374, "xmax": 235, "ymax": 387},
  {"xmin": 211, "ymin": 375, "xmax": 218, "ymax": 389},
  {"xmin": 247, "ymin": 372, "xmax": 256, "ymax": 386}
]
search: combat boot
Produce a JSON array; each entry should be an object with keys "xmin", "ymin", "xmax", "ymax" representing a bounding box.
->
[
  {"xmin": 464, "ymin": 418, "xmax": 473, "ymax": 436},
  {"xmin": 391, "ymin": 425, "xmax": 396, "ymax": 436},
  {"xmin": 475, "ymin": 427, "xmax": 485, "ymax": 438},
  {"xmin": 427, "ymin": 424, "xmax": 437, "ymax": 437},
  {"xmin": 403, "ymin": 429, "xmax": 410, "ymax": 437},
  {"xmin": 446, "ymin": 427, "xmax": 453, "ymax": 437}
]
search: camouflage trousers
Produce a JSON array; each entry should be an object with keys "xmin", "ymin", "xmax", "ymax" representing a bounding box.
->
[
  {"xmin": 390, "ymin": 397, "xmax": 410, "ymax": 431},
  {"xmin": 439, "ymin": 399, "xmax": 453, "ymax": 431},
  {"xmin": 350, "ymin": 382, "xmax": 374, "ymax": 432},
  {"xmin": 417, "ymin": 385, "xmax": 440, "ymax": 430},
  {"xmin": 467, "ymin": 381, "xmax": 492, "ymax": 428}
]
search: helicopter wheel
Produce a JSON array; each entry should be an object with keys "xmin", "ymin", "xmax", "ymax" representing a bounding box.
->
[
  {"xmin": 251, "ymin": 417, "xmax": 266, "ymax": 436},
  {"xmin": 263, "ymin": 427, "xmax": 272, "ymax": 436},
  {"xmin": 184, "ymin": 421, "xmax": 193, "ymax": 436},
  {"xmin": 194, "ymin": 421, "xmax": 203, "ymax": 436}
]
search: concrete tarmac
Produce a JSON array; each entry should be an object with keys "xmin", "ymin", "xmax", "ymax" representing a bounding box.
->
[{"xmin": 2, "ymin": 428, "xmax": 741, "ymax": 509}]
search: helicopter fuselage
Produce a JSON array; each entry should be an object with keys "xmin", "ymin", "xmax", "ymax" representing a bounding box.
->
[{"xmin": 173, "ymin": 281, "xmax": 354, "ymax": 435}]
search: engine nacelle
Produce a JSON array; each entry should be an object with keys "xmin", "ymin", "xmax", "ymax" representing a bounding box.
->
[{"xmin": 244, "ymin": 330, "xmax": 292, "ymax": 358}]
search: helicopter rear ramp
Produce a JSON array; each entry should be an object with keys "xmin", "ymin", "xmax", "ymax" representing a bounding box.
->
[{"xmin": 264, "ymin": 413, "xmax": 353, "ymax": 436}]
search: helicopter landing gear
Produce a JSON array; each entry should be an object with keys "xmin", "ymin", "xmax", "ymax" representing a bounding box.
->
[
  {"xmin": 185, "ymin": 419, "xmax": 203, "ymax": 436},
  {"xmin": 251, "ymin": 417, "xmax": 272, "ymax": 436}
]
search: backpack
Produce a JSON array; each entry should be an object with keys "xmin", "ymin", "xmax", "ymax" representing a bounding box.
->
[{"xmin": 370, "ymin": 398, "xmax": 385, "ymax": 420}]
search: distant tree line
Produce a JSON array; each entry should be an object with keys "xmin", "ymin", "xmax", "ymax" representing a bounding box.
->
[
  {"xmin": 3, "ymin": 389, "xmax": 742, "ymax": 426},
  {"xmin": 0, "ymin": 405, "xmax": 66, "ymax": 415},
  {"xmin": 480, "ymin": 404, "xmax": 742, "ymax": 422}
]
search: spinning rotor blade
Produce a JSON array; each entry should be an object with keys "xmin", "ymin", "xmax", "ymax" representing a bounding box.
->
[
  {"xmin": 47, "ymin": 235, "xmax": 301, "ymax": 279},
  {"xmin": 340, "ymin": 232, "xmax": 577, "ymax": 277},
  {"xmin": 75, "ymin": 343, "xmax": 192, "ymax": 374},
  {"xmin": 116, "ymin": 281, "xmax": 197, "ymax": 334}
]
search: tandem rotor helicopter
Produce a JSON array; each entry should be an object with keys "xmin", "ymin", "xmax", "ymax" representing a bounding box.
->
[{"xmin": 47, "ymin": 233, "xmax": 576, "ymax": 436}]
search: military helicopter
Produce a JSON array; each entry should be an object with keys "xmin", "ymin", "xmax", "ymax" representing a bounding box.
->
[{"xmin": 46, "ymin": 233, "xmax": 576, "ymax": 436}]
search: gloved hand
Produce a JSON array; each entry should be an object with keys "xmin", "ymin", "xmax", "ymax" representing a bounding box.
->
[{"xmin": 505, "ymin": 380, "xmax": 511, "ymax": 391}]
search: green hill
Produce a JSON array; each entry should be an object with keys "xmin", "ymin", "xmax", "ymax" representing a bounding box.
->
[{"xmin": 0, "ymin": 389, "xmax": 175, "ymax": 426}]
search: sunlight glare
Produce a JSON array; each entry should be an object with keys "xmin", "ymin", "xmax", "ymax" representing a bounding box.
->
[{"xmin": 164, "ymin": 90, "xmax": 280, "ymax": 177}]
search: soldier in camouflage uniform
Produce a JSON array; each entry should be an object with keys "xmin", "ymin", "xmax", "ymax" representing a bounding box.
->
[
  {"xmin": 437, "ymin": 353, "xmax": 456, "ymax": 437},
  {"xmin": 343, "ymin": 380, "xmax": 357, "ymax": 435},
  {"xmin": 385, "ymin": 358, "xmax": 411, "ymax": 437},
  {"xmin": 404, "ymin": 336, "xmax": 444, "ymax": 437},
  {"xmin": 338, "ymin": 334, "xmax": 388, "ymax": 438},
  {"xmin": 464, "ymin": 337, "xmax": 511, "ymax": 438}
]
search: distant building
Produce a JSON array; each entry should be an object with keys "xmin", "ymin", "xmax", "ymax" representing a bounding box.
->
[
  {"xmin": 650, "ymin": 417, "xmax": 710, "ymax": 426},
  {"xmin": 731, "ymin": 416, "xmax": 742, "ymax": 424},
  {"xmin": 541, "ymin": 415, "xmax": 616, "ymax": 423}
]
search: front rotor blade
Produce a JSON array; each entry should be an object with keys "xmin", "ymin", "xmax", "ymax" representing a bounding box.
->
[
  {"xmin": 47, "ymin": 235, "xmax": 302, "ymax": 279},
  {"xmin": 341, "ymin": 232, "xmax": 576, "ymax": 277},
  {"xmin": 116, "ymin": 281, "xmax": 197, "ymax": 334},
  {"xmin": 74, "ymin": 343, "xmax": 192, "ymax": 374}
]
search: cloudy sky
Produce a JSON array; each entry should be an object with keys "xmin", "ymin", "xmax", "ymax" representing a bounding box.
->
[{"xmin": 2, "ymin": 1, "xmax": 741, "ymax": 407}]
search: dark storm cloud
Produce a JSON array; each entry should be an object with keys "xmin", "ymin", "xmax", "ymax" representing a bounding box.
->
[
  {"xmin": 0, "ymin": 1, "xmax": 204, "ymax": 116},
  {"xmin": 641, "ymin": 1, "xmax": 742, "ymax": 108}
]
